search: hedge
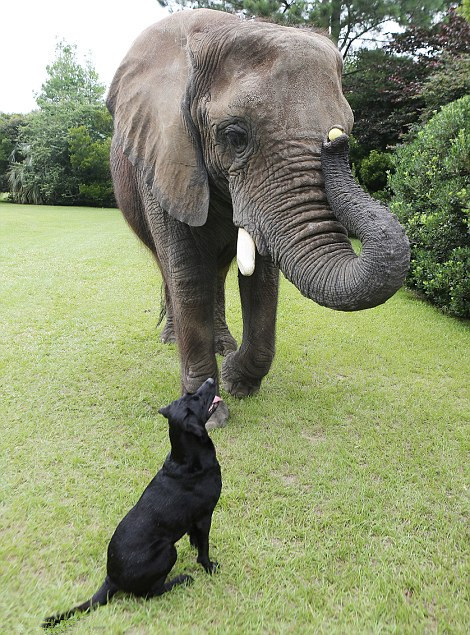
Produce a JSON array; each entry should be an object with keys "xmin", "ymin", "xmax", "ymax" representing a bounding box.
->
[{"xmin": 389, "ymin": 96, "xmax": 470, "ymax": 318}]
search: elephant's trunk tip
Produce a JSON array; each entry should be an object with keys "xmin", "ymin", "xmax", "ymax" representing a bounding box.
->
[{"xmin": 323, "ymin": 128, "xmax": 349, "ymax": 155}]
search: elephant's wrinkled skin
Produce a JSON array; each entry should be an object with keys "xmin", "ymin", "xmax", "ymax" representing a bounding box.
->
[{"xmin": 107, "ymin": 9, "xmax": 410, "ymax": 426}]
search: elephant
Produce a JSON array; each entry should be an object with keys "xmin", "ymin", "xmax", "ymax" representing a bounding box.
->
[{"xmin": 106, "ymin": 8, "xmax": 410, "ymax": 427}]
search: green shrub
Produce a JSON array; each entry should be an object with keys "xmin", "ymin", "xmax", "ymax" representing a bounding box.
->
[
  {"xmin": 77, "ymin": 183, "xmax": 115, "ymax": 207},
  {"xmin": 389, "ymin": 96, "xmax": 470, "ymax": 318},
  {"xmin": 69, "ymin": 124, "xmax": 115, "ymax": 207},
  {"xmin": 358, "ymin": 149, "xmax": 393, "ymax": 201}
]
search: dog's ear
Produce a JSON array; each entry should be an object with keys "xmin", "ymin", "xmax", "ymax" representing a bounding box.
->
[
  {"xmin": 158, "ymin": 405, "xmax": 171, "ymax": 419},
  {"xmin": 184, "ymin": 415, "xmax": 206, "ymax": 438}
]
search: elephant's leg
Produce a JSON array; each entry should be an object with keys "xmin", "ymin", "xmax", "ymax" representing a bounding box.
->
[
  {"xmin": 138, "ymin": 187, "xmax": 229, "ymax": 427},
  {"xmin": 214, "ymin": 264, "xmax": 237, "ymax": 356},
  {"xmin": 160, "ymin": 282, "xmax": 177, "ymax": 344},
  {"xmin": 161, "ymin": 267, "xmax": 236, "ymax": 354},
  {"xmin": 167, "ymin": 266, "xmax": 229, "ymax": 428},
  {"xmin": 222, "ymin": 254, "xmax": 279, "ymax": 397},
  {"xmin": 168, "ymin": 274, "xmax": 217, "ymax": 394}
]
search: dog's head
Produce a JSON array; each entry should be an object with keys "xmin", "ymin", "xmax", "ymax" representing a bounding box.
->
[{"xmin": 158, "ymin": 378, "xmax": 219, "ymax": 438}]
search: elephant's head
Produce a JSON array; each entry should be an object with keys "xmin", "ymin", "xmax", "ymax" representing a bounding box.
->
[{"xmin": 107, "ymin": 9, "xmax": 410, "ymax": 311}]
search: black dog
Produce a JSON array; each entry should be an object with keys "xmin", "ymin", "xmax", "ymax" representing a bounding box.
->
[{"xmin": 42, "ymin": 378, "xmax": 222, "ymax": 628}]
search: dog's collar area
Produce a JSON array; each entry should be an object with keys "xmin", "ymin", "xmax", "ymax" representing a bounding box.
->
[{"xmin": 163, "ymin": 457, "xmax": 220, "ymax": 478}]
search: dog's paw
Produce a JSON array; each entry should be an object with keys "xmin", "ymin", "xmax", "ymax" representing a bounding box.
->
[
  {"xmin": 205, "ymin": 400, "xmax": 229, "ymax": 431},
  {"xmin": 203, "ymin": 561, "xmax": 219, "ymax": 575}
]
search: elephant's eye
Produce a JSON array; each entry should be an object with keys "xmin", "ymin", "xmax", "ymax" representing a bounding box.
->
[{"xmin": 224, "ymin": 125, "xmax": 248, "ymax": 151}]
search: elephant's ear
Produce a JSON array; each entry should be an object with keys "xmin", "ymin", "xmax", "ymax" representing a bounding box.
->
[{"xmin": 106, "ymin": 20, "xmax": 209, "ymax": 226}]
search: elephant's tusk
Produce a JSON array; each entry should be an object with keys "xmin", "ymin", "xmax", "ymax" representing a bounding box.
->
[{"xmin": 237, "ymin": 228, "xmax": 256, "ymax": 276}]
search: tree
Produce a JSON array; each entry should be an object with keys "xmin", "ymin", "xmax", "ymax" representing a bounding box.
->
[
  {"xmin": 36, "ymin": 42, "xmax": 105, "ymax": 108},
  {"xmin": 343, "ymin": 47, "xmax": 427, "ymax": 153},
  {"xmin": 420, "ymin": 53, "xmax": 470, "ymax": 120},
  {"xmin": 403, "ymin": 7, "xmax": 470, "ymax": 120},
  {"xmin": 0, "ymin": 113, "xmax": 27, "ymax": 193},
  {"xmin": 162, "ymin": 0, "xmax": 450, "ymax": 55},
  {"xmin": 8, "ymin": 42, "xmax": 114, "ymax": 206},
  {"xmin": 344, "ymin": 8, "xmax": 470, "ymax": 146},
  {"xmin": 343, "ymin": 7, "xmax": 470, "ymax": 194}
]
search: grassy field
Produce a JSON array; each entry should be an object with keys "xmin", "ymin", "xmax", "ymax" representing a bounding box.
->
[{"xmin": 1, "ymin": 203, "xmax": 469, "ymax": 634}]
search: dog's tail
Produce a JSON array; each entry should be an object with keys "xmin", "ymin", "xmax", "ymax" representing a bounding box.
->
[{"xmin": 41, "ymin": 576, "xmax": 118, "ymax": 629}]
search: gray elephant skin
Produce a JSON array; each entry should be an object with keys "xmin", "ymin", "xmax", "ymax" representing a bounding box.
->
[{"xmin": 107, "ymin": 9, "xmax": 410, "ymax": 426}]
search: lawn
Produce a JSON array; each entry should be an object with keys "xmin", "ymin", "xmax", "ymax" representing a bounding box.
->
[{"xmin": 1, "ymin": 203, "xmax": 469, "ymax": 634}]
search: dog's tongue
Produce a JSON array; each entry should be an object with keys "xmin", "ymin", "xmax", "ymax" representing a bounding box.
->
[{"xmin": 208, "ymin": 395, "xmax": 222, "ymax": 417}]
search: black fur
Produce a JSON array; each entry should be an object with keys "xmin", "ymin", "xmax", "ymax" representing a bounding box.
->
[{"xmin": 42, "ymin": 379, "xmax": 222, "ymax": 628}]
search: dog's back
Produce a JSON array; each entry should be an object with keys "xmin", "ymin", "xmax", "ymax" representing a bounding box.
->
[{"xmin": 107, "ymin": 445, "xmax": 221, "ymax": 592}]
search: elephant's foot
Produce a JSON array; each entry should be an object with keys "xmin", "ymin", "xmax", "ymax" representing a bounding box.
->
[
  {"xmin": 214, "ymin": 329, "xmax": 237, "ymax": 357},
  {"xmin": 205, "ymin": 399, "xmax": 229, "ymax": 431},
  {"xmin": 160, "ymin": 320, "xmax": 176, "ymax": 344},
  {"xmin": 221, "ymin": 352, "xmax": 263, "ymax": 398}
]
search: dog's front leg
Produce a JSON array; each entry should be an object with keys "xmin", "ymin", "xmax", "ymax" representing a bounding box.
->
[{"xmin": 189, "ymin": 515, "xmax": 218, "ymax": 574}]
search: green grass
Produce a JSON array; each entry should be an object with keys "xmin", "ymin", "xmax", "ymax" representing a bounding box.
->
[{"xmin": 1, "ymin": 203, "xmax": 469, "ymax": 634}]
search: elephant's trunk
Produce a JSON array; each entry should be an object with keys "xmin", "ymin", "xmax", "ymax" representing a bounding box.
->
[
  {"xmin": 321, "ymin": 134, "xmax": 410, "ymax": 310},
  {"xmin": 242, "ymin": 134, "xmax": 410, "ymax": 312}
]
